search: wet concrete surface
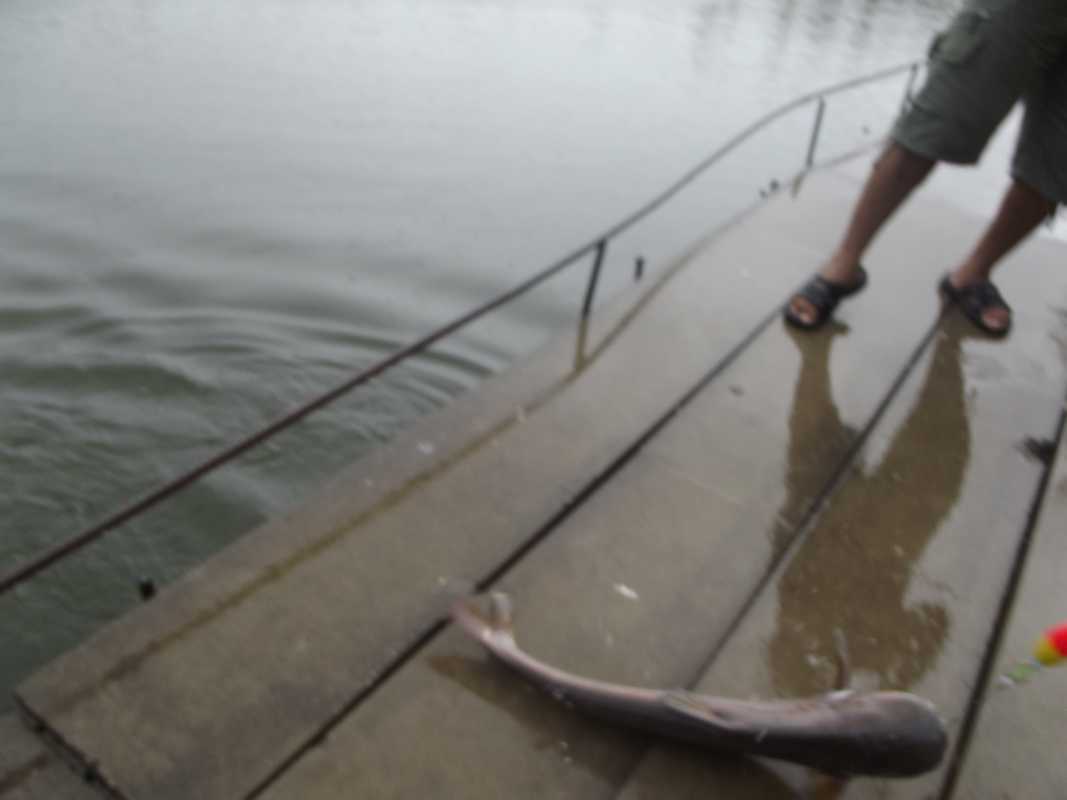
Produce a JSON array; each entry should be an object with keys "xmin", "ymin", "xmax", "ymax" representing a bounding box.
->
[
  {"xmin": 953, "ymin": 405, "xmax": 1067, "ymax": 798},
  {"xmin": 16, "ymin": 160, "xmax": 1067, "ymax": 799},
  {"xmin": 616, "ymin": 262, "xmax": 1067, "ymax": 799}
]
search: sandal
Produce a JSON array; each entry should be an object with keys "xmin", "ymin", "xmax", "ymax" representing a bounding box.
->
[
  {"xmin": 784, "ymin": 266, "xmax": 868, "ymax": 330},
  {"xmin": 938, "ymin": 274, "xmax": 1012, "ymax": 337}
]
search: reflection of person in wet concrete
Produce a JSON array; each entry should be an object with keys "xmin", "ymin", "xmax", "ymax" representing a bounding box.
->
[
  {"xmin": 768, "ymin": 325, "xmax": 970, "ymax": 697},
  {"xmin": 769, "ymin": 323, "xmax": 858, "ymax": 555},
  {"xmin": 786, "ymin": 1, "xmax": 1067, "ymax": 336}
]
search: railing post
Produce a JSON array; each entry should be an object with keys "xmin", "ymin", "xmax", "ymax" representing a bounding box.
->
[
  {"xmin": 573, "ymin": 318, "xmax": 590, "ymax": 370},
  {"xmin": 804, "ymin": 97, "xmax": 826, "ymax": 170},
  {"xmin": 635, "ymin": 256, "xmax": 645, "ymax": 281},
  {"xmin": 900, "ymin": 63, "xmax": 920, "ymax": 115},
  {"xmin": 581, "ymin": 240, "xmax": 608, "ymax": 319}
]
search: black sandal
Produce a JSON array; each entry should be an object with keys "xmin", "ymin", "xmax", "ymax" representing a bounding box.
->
[
  {"xmin": 784, "ymin": 266, "xmax": 868, "ymax": 330},
  {"xmin": 938, "ymin": 274, "xmax": 1012, "ymax": 337}
]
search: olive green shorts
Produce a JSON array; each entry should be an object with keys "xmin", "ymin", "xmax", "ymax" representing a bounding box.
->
[{"xmin": 891, "ymin": 0, "xmax": 1067, "ymax": 205}]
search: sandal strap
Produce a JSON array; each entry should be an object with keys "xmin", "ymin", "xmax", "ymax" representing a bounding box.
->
[
  {"xmin": 785, "ymin": 267, "xmax": 867, "ymax": 330},
  {"xmin": 943, "ymin": 277, "xmax": 1013, "ymax": 336},
  {"xmin": 958, "ymin": 281, "xmax": 1012, "ymax": 315},
  {"xmin": 796, "ymin": 277, "xmax": 839, "ymax": 311},
  {"xmin": 796, "ymin": 268, "xmax": 867, "ymax": 310}
]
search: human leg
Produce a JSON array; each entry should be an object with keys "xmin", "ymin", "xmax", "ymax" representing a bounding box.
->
[
  {"xmin": 943, "ymin": 179, "xmax": 1055, "ymax": 333},
  {"xmin": 944, "ymin": 39, "xmax": 1067, "ymax": 334},
  {"xmin": 786, "ymin": 0, "xmax": 1062, "ymax": 330},
  {"xmin": 786, "ymin": 144, "xmax": 934, "ymax": 327}
]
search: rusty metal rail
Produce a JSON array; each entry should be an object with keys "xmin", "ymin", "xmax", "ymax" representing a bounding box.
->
[{"xmin": 0, "ymin": 60, "xmax": 923, "ymax": 596}]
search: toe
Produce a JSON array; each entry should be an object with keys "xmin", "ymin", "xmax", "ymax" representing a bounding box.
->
[{"xmin": 983, "ymin": 307, "xmax": 1010, "ymax": 332}]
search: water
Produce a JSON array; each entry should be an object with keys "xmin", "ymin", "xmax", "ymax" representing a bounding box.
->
[{"xmin": 0, "ymin": 0, "xmax": 966, "ymax": 705}]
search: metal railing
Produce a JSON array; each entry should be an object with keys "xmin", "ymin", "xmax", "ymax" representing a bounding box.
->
[{"xmin": 0, "ymin": 60, "xmax": 923, "ymax": 597}]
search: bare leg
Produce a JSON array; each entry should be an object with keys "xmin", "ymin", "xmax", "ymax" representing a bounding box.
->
[
  {"xmin": 789, "ymin": 144, "xmax": 935, "ymax": 325},
  {"xmin": 945, "ymin": 178, "xmax": 1056, "ymax": 332}
]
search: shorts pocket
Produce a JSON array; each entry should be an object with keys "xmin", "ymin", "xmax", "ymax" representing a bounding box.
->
[{"xmin": 929, "ymin": 10, "xmax": 989, "ymax": 65}]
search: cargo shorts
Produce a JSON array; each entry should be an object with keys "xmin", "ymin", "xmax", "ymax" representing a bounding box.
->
[{"xmin": 892, "ymin": 0, "xmax": 1067, "ymax": 205}]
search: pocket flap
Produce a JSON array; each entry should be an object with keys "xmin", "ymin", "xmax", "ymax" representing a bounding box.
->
[{"xmin": 929, "ymin": 10, "xmax": 989, "ymax": 65}]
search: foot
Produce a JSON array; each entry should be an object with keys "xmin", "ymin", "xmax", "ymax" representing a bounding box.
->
[
  {"xmin": 785, "ymin": 265, "xmax": 868, "ymax": 329},
  {"xmin": 939, "ymin": 273, "xmax": 1011, "ymax": 336}
]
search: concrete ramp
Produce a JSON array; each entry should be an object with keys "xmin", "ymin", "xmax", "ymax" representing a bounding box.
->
[{"xmin": 16, "ymin": 161, "xmax": 1067, "ymax": 799}]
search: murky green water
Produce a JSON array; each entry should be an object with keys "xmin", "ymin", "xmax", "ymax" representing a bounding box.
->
[{"xmin": 1, "ymin": 0, "xmax": 962, "ymax": 704}]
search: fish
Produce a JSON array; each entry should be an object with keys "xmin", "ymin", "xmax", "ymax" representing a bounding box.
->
[{"xmin": 451, "ymin": 592, "xmax": 948, "ymax": 778}]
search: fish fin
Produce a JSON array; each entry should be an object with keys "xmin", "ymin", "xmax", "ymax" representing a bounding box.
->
[
  {"xmin": 822, "ymin": 689, "xmax": 856, "ymax": 709},
  {"xmin": 662, "ymin": 691, "xmax": 745, "ymax": 730},
  {"xmin": 832, "ymin": 628, "xmax": 852, "ymax": 691}
]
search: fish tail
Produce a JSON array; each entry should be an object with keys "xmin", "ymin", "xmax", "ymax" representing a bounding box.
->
[{"xmin": 451, "ymin": 592, "xmax": 516, "ymax": 644}]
